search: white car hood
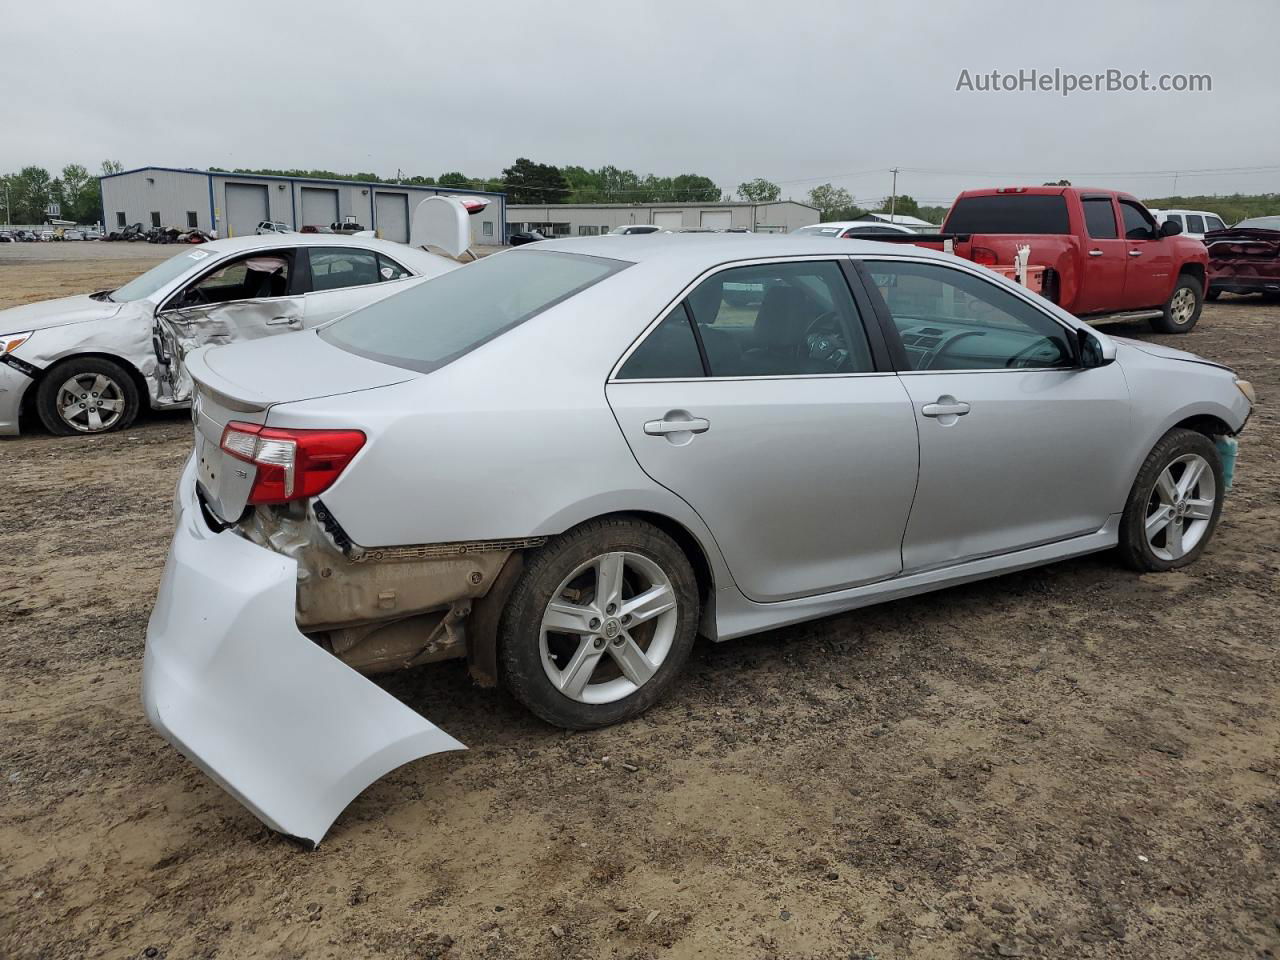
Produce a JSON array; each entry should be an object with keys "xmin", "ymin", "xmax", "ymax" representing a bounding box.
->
[
  {"xmin": 0, "ymin": 293, "xmax": 126, "ymax": 333},
  {"xmin": 1111, "ymin": 336, "xmax": 1231, "ymax": 371}
]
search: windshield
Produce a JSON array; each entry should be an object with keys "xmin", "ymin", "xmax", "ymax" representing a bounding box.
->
[
  {"xmin": 111, "ymin": 248, "xmax": 214, "ymax": 302},
  {"xmin": 793, "ymin": 225, "xmax": 846, "ymax": 236},
  {"xmin": 320, "ymin": 250, "xmax": 629, "ymax": 373},
  {"xmin": 1235, "ymin": 216, "xmax": 1280, "ymax": 231}
]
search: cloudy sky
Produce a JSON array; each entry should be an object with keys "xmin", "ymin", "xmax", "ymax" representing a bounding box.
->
[{"xmin": 4, "ymin": 0, "xmax": 1277, "ymax": 205}]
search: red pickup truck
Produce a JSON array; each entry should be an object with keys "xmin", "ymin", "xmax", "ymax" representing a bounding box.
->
[{"xmin": 932, "ymin": 187, "xmax": 1209, "ymax": 334}]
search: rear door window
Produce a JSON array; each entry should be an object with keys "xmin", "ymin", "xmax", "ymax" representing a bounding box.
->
[
  {"xmin": 945, "ymin": 195, "xmax": 1070, "ymax": 234},
  {"xmin": 308, "ymin": 248, "xmax": 381, "ymax": 291},
  {"xmin": 616, "ymin": 305, "xmax": 705, "ymax": 379},
  {"xmin": 1185, "ymin": 215, "xmax": 1205, "ymax": 233},
  {"xmin": 1082, "ymin": 198, "xmax": 1118, "ymax": 239},
  {"xmin": 1205, "ymin": 216, "xmax": 1226, "ymax": 232}
]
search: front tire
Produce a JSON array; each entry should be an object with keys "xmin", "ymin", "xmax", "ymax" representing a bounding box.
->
[
  {"xmin": 1150, "ymin": 275, "xmax": 1203, "ymax": 334},
  {"xmin": 35, "ymin": 357, "xmax": 140, "ymax": 435},
  {"xmin": 1117, "ymin": 428, "xmax": 1224, "ymax": 572},
  {"xmin": 498, "ymin": 518, "xmax": 700, "ymax": 730}
]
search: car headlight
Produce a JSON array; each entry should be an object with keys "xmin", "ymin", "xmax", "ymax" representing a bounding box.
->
[
  {"xmin": 1234, "ymin": 378, "xmax": 1256, "ymax": 405},
  {"xmin": 1, "ymin": 331, "xmax": 33, "ymax": 354}
]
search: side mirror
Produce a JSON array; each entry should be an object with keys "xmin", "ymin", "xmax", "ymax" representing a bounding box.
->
[
  {"xmin": 1160, "ymin": 219, "xmax": 1182, "ymax": 237},
  {"xmin": 1078, "ymin": 328, "xmax": 1116, "ymax": 368}
]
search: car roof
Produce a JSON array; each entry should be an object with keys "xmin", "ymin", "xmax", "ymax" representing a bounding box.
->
[
  {"xmin": 202, "ymin": 233, "xmax": 409, "ymax": 255},
  {"xmin": 526, "ymin": 232, "xmax": 949, "ymax": 270}
]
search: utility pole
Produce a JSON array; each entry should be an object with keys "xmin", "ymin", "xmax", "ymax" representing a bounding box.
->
[{"xmin": 889, "ymin": 167, "xmax": 899, "ymax": 222}]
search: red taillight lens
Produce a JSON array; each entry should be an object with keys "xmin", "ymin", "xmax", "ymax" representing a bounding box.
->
[
  {"xmin": 971, "ymin": 246, "xmax": 999, "ymax": 266},
  {"xmin": 220, "ymin": 421, "xmax": 366, "ymax": 505}
]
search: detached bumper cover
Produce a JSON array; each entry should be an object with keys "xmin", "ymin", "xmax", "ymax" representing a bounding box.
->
[{"xmin": 143, "ymin": 464, "xmax": 465, "ymax": 846}]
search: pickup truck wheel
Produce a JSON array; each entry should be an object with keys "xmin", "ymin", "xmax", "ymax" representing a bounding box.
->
[
  {"xmin": 35, "ymin": 357, "xmax": 140, "ymax": 435},
  {"xmin": 1117, "ymin": 428, "xmax": 1223, "ymax": 572},
  {"xmin": 1151, "ymin": 276, "xmax": 1202, "ymax": 334},
  {"xmin": 498, "ymin": 518, "xmax": 700, "ymax": 730}
]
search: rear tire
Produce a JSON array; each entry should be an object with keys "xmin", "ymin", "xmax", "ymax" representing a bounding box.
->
[
  {"xmin": 1117, "ymin": 428, "xmax": 1224, "ymax": 572},
  {"xmin": 1150, "ymin": 275, "xmax": 1202, "ymax": 334},
  {"xmin": 498, "ymin": 517, "xmax": 700, "ymax": 730},
  {"xmin": 35, "ymin": 356, "xmax": 140, "ymax": 436}
]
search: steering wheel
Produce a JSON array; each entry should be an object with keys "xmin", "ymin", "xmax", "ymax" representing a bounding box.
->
[
  {"xmin": 923, "ymin": 330, "xmax": 986, "ymax": 370},
  {"xmin": 1005, "ymin": 338, "xmax": 1062, "ymax": 369},
  {"xmin": 802, "ymin": 310, "xmax": 840, "ymax": 341}
]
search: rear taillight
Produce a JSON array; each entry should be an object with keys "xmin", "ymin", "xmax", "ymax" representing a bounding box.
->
[
  {"xmin": 220, "ymin": 421, "xmax": 366, "ymax": 505},
  {"xmin": 971, "ymin": 246, "xmax": 999, "ymax": 265}
]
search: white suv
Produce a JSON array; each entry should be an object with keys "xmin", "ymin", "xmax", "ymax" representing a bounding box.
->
[
  {"xmin": 1150, "ymin": 209, "xmax": 1227, "ymax": 240},
  {"xmin": 255, "ymin": 221, "xmax": 293, "ymax": 235}
]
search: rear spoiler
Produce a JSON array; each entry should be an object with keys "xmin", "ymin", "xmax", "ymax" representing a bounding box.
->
[{"xmin": 409, "ymin": 195, "xmax": 492, "ymax": 261}]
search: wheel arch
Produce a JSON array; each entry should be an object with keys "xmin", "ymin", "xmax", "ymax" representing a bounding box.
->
[
  {"xmin": 23, "ymin": 350, "xmax": 151, "ymax": 421},
  {"xmin": 466, "ymin": 508, "xmax": 724, "ymax": 688},
  {"xmin": 1177, "ymin": 261, "xmax": 1206, "ymax": 292}
]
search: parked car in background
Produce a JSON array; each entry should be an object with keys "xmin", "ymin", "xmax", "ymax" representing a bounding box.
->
[
  {"xmin": 299, "ymin": 225, "xmax": 334, "ymax": 234},
  {"xmin": 0, "ymin": 231, "xmax": 13, "ymax": 243},
  {"xmin": 509, "ymin": 229, "xmax": 548, "ymax": 246},
  {"xmin": 792, "ymin": 221, "xmax": 917, "ymax": 238},
  {"xmin": 608, "ymin": 224, "xmax": 666, "ymax": 235},
  {"xmin": 330, "ymin": 221, "xmax": 366, "ymax": 235},
  {"xmin": 256, "ymin": 220, "xmax": 293, "ymax": 235},
  {"xmin": 1150, "ymin": 208, "xmax": 1227, "ymax": 241},
  {"xmin": 922, "ymin": 187, "xmax": 1210, "ymax": 333},
  {"xmin": 83, "ymin": 228, "xmax": 102, "ymax": 241},
  {"xmin": 1205, "ymin": 215, "xmax": 1280, "ymax": 300},
  {"xmin": 38, "ymin": 230, "xmax": 55, "ymax": 242},
  {"xmin": 141, "ymin": 233, "xmax": 1254, "ymax": 845},
  {"xmin": 0, "ymin": 219, "xmax": 474, "ymax": 437},
  {"xmin": 63, "ymin": 229, "xmax": 85, "ymax": 241}
]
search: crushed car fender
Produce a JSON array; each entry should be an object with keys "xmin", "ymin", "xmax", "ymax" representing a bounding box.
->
[{"xmin": 143, "ymin": 464, "xmax": 465, "ymax": 846}]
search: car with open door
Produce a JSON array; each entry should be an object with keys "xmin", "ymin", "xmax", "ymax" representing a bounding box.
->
[
  {"xmin": 0, "ymin": 196, "xmax": 485, "ymax": 436},
  {"xmin": 141, "ymin": 233, "xmax": 1254, "ymax": 846}
]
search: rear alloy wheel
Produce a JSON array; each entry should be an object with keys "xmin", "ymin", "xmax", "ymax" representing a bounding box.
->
[
  {"xmin": 499, "ymin": 518, "xmax": 699, "ymax": 729},
  {"xmin": 35, "ymin": 357, "xmax": 140, "ymax": 435},
  {"xmin": 1118, "ymin": 428, "xmax": 1224, "ymax": 571},
  {"xmin": 1151, "ymin": 275, "xmax": 1203, "ymax": 334}
]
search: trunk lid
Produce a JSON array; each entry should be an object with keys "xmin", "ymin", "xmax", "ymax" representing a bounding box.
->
[{"xmin": 186, "ymin": 332, "xmax": 413, "ymax": 522}]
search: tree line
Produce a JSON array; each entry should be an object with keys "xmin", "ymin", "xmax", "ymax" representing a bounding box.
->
[{"xmin": 1, "ymin": 160, "xmax": 123, "ymax": 224}]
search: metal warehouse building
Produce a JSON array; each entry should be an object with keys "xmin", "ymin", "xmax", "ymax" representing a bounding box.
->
[
  {"xmin": 507, "ymin": 200, "xmax": 818, "ymax": 238},
  {"xmin": 99, "ymin": 166, "xmax": 506, "ymax": 244}
]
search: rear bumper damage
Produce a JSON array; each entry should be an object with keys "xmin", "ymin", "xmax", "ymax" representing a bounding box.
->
[{"xmin": 143, "ymin": 458, "xmax": 465, "ymax": 846}]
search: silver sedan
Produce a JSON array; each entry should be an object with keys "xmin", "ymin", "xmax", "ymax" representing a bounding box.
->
[{"xmin": 144, "ymin": 234, "xmax": 1254, "ymax": 845}]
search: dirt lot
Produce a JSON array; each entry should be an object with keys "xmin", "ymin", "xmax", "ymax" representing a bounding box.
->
[{"xmin": 1, "ymin": 253, "xmax": 1277, "ymax": 960}]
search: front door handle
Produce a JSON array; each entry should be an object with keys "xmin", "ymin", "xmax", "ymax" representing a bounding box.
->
[
  {"xmin": 644, "ymin": 416, "xmax": 710, "ymax": 436},
  {"xmin": 267, "ymin": 315, "xmax": 301, "ymax": 327},
  {"xmin": 921, "ymin": 399, "xmax": 971, "ymax": 418},
  {"xmin": 1128, "ymin": 249, "xmax": 1143, "ymax": 257},
  {"xmin": 1088, "ymin": 249, "xmax": 1104, "ymax": 257}
]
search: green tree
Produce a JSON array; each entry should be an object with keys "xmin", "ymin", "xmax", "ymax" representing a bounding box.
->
[
  {"xmin": 101, "ymin": 159, "xmax": 124, "ymax": 175},
  {"xmin": 8, "ymin": 166, "xmax": 53, "ymax": 223},
  {"xmin": 437, "ymin": 171, "xmax": 471, "ymax": 188},
  {"xmin": 666, "ymin": 173, "xmax": 720, "ymax": 202},
  {"xmin": 501, "ymin": 158, "xmax": 570, "ymax": 204},
  {"xmin": 737, "ymin": 178, "xmax": 781, "ymax": 202},
  {"xmin": 877, "ymin": 194, "xmax": 919, "ymax": 217},
  {"xmin": 1042, "ymin": 179, "xmax": 1072, "ymax": 186},
  {"xmin": 60, "ymin": 163, "xmax": 99, "ymax": 222},
  {"xmin": 808, "ymin": 183, "xmax": 861, "ymax": 221}
]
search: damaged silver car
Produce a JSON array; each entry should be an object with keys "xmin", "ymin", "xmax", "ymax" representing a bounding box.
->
[
  {"xmin": 145, "ymin": 234, "xmax": 1254, "ymax": 846},
  {"xmin": 0, "ymin": 196, "xmax": 485, "ymax": 436}
]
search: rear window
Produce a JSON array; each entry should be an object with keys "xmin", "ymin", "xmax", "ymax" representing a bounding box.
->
[
  {"xmin": 945, "ymin": 194, "xmax": 1070, "ymax": 235},
  {"xmin": 319, "ymin": 250, "xmax": 627, "ymax": 373}
]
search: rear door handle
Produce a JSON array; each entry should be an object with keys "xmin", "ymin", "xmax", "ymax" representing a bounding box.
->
[
  {"xmin": 644, "ymin": 415, "xmax": 710, "ymax": 435},
  {"xmin": 921, "ymin": 400, "xmax": 970, "ymax": 418},
  {"xmin": 1088, "ymin": 249, "xmax": 1104, "ymax": 257}
]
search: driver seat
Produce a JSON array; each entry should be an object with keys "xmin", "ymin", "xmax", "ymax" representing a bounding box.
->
[{"xmin": 742, "ymin": 285, "xmax": 808, "ymax": 373}]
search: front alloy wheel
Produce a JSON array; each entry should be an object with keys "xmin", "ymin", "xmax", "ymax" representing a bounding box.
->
[
  {"xmin": 500, "ymin": 518, "xmax": 700, "ymax": 729},
  {"xmin": 35, "ymin": 356, "xmax": 141, "ymax": 436}
]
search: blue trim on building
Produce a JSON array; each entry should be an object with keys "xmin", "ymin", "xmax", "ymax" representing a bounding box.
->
[
  {"xmin": 206, "ymin": 173, "xmax": 216, "ymax": 234},
  {"xmin": 100, "ymin": 165, "xmax": 503, "ymax": 197}
]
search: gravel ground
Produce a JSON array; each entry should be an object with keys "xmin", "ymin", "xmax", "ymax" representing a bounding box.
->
[{"xmin": 0, "ymin": 257, "xmax": 1277, "ymax": 959}]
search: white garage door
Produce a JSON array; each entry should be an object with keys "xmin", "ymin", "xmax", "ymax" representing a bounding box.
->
[
  {"xmin": 375, "ymin": 192, "xmax": 410, "ymax": 243},
  {"xmin": 652, "ymin": 211, "xmax": 683, "ymax": 230},
  {"xmin": 225, "ymin": 183, "xmax": 269, "ymax": 238},
  {"xmin": 700, "ymin": 210, "xmax": 733, "ymax": 230},
  {"xmin": 300, "ymin": 187, "xmax": 339, "ymax": 230}
]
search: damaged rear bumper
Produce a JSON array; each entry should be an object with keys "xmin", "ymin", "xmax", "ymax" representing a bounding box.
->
[{"xmin": 143, "ymin": 459, "xmax": 465, "ymax": 846}]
